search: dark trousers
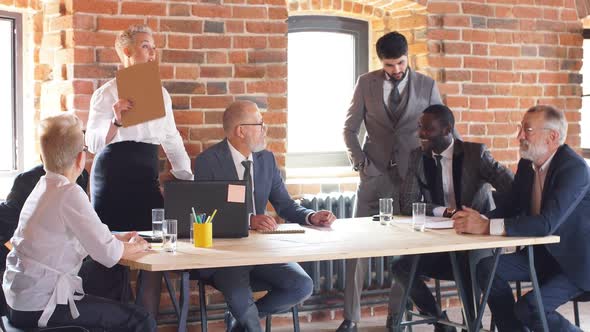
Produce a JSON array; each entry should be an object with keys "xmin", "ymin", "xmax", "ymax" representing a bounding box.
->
[
  {"xmin": 193, "ymin": 262, "xmax": 313, "ymax": 332},
  {"xmin": 390, "ymin": 252, "xmax": 475, "ymax": 320},
  {"xmin": 79, "ymin": 258, "xmax": 163, "ymax": 318},
  {"xmin": 477, "ymin": 247, "xmax": 583, "ymax": 332},
  {"xmin": 7, "ymin": 295, "xmax": 156, "ymax": 332}
]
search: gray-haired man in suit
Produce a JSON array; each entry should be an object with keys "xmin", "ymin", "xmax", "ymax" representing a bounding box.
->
[
  {"xmin": 340, "ymin": 31, "xmax": 443, "ymax": 332},
  {"xmin": 389, "ymin": 104, "xmax": 513, "ymax": 332}
]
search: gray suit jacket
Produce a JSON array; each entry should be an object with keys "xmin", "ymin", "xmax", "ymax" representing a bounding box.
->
[
  {"xmin": 343, "ymin": 68, "xmax": 442, "ymax": 179},
  {"xmin": 399, "ymin": 140, "xmax": 514, "ymax": 216}
]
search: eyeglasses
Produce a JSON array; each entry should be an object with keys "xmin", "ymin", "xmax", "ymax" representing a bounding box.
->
[
  {"xmin": 517, "ymin": 124, "xmax": 551, "ymax": 136},
  {"xmin": 240, "ymin": 122, "xmax": 266, "ymax": 131}
]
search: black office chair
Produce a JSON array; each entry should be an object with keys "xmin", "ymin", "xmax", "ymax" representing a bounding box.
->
[
  {"xmin": 194, "ymin": 279, "xmax": 300, "ymax": 332},
  {"xmin": 1, "ymin": 317, "xmax": 90, "ymax": 332}
]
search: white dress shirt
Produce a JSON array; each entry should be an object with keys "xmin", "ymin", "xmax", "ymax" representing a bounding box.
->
[
  {"xmin": 86, "ymin": 79, "xmax": 193, "ymax": 180},
  {"xmin": 432, "ymin": 139, "xmax": 457, "ymax": 217},
  {"xmin": 227, "ymin": 140, "xmax": 256, "ymax": 214},
  {"xmin": 489, "ymin": 152, "xmax": 557, "ymax": 235},
  {"xmin": 2, "ymin": 172, "xmax": 123, "ymax": 327},
  {"xmin": 383, "ymin": 70, "xmax": 409, "ymax": 109}
]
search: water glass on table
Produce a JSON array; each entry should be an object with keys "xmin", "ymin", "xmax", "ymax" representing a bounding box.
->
[
  {"xmin": 379, "ymin": 198, "xmax": 393, "ymax": 225},
  {"xmin": 412, "ymin": 202, "xmax": 426, "ymax": 232},
  {"xmin": 163, "ymin": 219, "xmax": 177, "ymax": 253},
  {"xmin": 151, "ymin": 208, "xmax": 165, "ymax": 240}
]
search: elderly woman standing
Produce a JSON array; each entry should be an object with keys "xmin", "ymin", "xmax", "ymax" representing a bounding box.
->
[{"xmin": 85, "ymin": 24, "xmax": 192, "ymax": 317}]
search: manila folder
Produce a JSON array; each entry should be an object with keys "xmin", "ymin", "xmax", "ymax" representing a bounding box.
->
[{"xmin": 116, "ymin": 61, "xmax": 166, "ymax": 127}]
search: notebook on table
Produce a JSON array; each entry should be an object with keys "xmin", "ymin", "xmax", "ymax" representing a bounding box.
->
[
  {"xmin": 164, "ymin": 180, "xmax": 249, "ymax": 238},
  {"xmin": 256, "ymin": 223, "xmax": 306, "ymax": 234}
]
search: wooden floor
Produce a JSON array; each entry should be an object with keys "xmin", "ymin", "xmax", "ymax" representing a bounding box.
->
[{"xmin": 159, "ymin": 301, "xmax": 590, "ymax": 331}]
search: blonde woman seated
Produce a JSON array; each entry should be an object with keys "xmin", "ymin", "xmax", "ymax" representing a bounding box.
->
[{"xmin": 2, "ymin": 113, "xmax": 156, "ymax": 331}]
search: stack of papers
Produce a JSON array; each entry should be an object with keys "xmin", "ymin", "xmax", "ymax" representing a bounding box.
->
[
  {"xmin": 257, "ymin": 223, "xmax": 306, "ymax": 234},
  {"xmin": 392, "ymin": 217, "xmax": 454, "ymax": 229}
]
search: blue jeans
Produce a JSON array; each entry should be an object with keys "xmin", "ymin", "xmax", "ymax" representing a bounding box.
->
[
  {"xmin": 195, "ymin": 262, "xmax": 313, "ymax": 331},
  {"xmin": 477, "ymin": 247, "xmax": 583, "ymax": 332}
]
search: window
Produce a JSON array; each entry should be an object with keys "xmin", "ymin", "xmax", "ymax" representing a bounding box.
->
[
  {"xmin": 287, "ymin": 16, "xmax": 368, "ymax": 169},
  {"xmin": 0, "ymin": 11, "xmax": 23, "ymax": 198},
  {"xmin": 581, "ymin": 29, "xmax": 590, "ymax": 158}
]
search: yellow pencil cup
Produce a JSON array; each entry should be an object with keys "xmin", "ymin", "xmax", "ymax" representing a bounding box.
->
[{"xmin": 193, "ymin": 223, "xmax": 213, "ymax": 248}]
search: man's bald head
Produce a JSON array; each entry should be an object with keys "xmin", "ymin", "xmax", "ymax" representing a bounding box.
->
[{"xmin": 223, "ymin": 100, "xmax": 259, "ymax": 136}]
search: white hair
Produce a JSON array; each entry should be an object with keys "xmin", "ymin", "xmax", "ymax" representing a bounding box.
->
[{"xmin": 527, "ymin": 105, "xmax": 568, "ymax": 145}]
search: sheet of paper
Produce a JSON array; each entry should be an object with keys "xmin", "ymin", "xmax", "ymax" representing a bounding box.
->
[
  {"xmin": 426, "ymin": 220, "xmax": 454, "ymax": 229},
  {"xmin": 116, "ymin": 61, "xmax": 166, "ymax": 127},
  {"xmin": 391, "ymin": 216, "xmax": 454, "ymax": 229},
  {"xmin": 227, "ymin": 184, "xmax": 246, "ymax": 203}
]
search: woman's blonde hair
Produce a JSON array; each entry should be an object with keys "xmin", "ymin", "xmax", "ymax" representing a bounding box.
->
[
  {"xmin": 115, "ymin": 24, "xmax": 153, "ymax": 62},
  {"xmin": 39, "ymin": 113, "xmax": 84, "ymax": 174}
]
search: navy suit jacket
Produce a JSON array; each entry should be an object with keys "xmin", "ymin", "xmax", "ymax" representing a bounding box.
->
[
  {"xmin": 194, "ymin": 139, "xmax": 313, "ymax": 224},
  {"xmin": 488, "ymin": 144, "xmax": 590, "ymax": 290}
]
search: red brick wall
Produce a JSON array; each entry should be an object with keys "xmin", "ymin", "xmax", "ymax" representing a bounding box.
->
[
  {"xmin": 292, "ymin": 0, "xmax": 583, "ymax": 174},
  {"xmin": 4, "ymin": 0, "xmax": 586, "ymax": 179},
  {"xmin": 61, "ymin": 0, "xmax": 289, "ymax": 172}
]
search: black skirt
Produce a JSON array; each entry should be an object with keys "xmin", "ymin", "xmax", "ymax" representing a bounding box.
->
[{"xmin": 90, "ymin": 141, "xmax": 163, "ymax": 231}]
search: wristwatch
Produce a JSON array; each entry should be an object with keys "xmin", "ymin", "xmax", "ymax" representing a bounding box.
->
[
  {"xmin": 443, "ymin": 207, "xmax": 457, "ymax": 218},
  {"xmin": 112, "ymin": 117, "xmax": 123, "ymax": 127}
]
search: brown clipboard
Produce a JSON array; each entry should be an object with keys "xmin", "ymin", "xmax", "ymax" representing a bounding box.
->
[{"xmin": 115, "ymin": 61, "xmax": 166, "ymax": 127}]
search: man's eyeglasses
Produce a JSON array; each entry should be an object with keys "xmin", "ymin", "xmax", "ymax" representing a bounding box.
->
[
  {"xmin": 240, "ymin": 122, "xmax": 266, "ymax": 131},
  {"xmin": 517, "ymin": 124, "xmax": 550, "ymax": 136}
]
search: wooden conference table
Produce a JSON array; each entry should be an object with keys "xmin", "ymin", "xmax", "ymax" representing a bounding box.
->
[{"xmin": 120, "ymin": 217, "xmax": 559, "ymax": 332}]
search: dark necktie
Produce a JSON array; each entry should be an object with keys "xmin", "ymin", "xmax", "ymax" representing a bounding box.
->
[
  {"xmin": 433, "ymin": 155, "xmax": 445, "ymax": 206},
  {"xmin": 389, "ymin": 79, "xmax": 401, "ymax": 112},
  {"xmin": 241, "ymin": 160, "xmax": 254, "ymax": 214}
]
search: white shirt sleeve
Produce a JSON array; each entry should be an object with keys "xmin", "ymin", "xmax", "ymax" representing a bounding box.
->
[
  {"xmin": 86, "ymin": 84, "xmax": 116, "ymax": 154},
  {"xmin": 489, "ymin": 218, "xmax": 506, "ymax": 236},
  {"xmin": 61, "ymin": 186, "xmax": 123, "ymax": 268},
  {"xmin": 432, "ymin": 207, "xmax": 446, "ymax": 217},
  {"xmin": 159, "ymin": 88, "xmax": 194, "ymax": 180}
]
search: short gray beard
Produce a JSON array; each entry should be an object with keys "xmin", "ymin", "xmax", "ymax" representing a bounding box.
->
[
  {"xmin": 247, "ymin": 140, "xmax": 266, "ymax": 153},
  {"xmin": 519, "ymin": 139, "xmax": 548, "ymax": 162}
]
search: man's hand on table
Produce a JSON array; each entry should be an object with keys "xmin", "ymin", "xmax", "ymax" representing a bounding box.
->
[
  {"xmin": 452, "ymin": 206, "xmax": 490, "ymax": 235},
  {"xmin": 309, "ymin": 210, "xmax": 336, "ymax": 227},
  {"xmin": 250, "ymin": 215, "xmax": 278, "ymax": 231}
]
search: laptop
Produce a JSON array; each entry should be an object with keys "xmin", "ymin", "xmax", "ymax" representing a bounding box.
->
[{"xmin": 164, "ymin": 180, "xmax": 250, "ymax": 239}]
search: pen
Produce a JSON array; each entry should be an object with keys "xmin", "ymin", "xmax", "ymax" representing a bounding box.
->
[
  {"xmin": 191, "ymin": 207, "xmax": 198, "ymax": 223},
  {"xmin": 208, "ymin": 209, "xmax": 218, "ymax": 223}
]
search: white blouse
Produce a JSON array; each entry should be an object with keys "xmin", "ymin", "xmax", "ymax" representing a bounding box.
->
[
  {"xmin": 86, "ymin": 79, "xmax": 193, "ymax": 180},
  {"xmin": 2, "ymin": 172, "xmax": 124, "ymax": 327}
]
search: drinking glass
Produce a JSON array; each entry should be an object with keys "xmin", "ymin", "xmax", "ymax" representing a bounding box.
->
[
  {"xmin": 163, "ymin": 219, "xmax": 177, "ymax": 252},
  {"xmin": 151, "ymin": 208, "xmax": 165, "ymax": 240},
  {"xmin": 379, "ymin": 198, "xmax": 393, "ymax": 225},
  {"xmin": 412, "ymin": 203, "xmax": 426, "ymax": 232}
]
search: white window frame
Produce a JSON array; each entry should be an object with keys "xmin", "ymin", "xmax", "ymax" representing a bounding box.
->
[{"xmin": 0, "ymin": 10, "xmax": 24, "ymax": 197}]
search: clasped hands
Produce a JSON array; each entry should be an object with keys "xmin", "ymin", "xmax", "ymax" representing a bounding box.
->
[
  {"xmin": 452, "ymin": 206, "xmax": 490, "ymax": 235},
  {"xmin": 250, "ymin": 210, "xmax": 336, "ymax": 232},
  {"xmin": 115, "ymin": 231, "xmax": 150, "ymax": 250}
]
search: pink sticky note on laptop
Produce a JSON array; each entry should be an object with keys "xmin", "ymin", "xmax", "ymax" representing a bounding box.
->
[{"xmin": 227, "ymin": 184, "xmax": 246, "ymax": 203}]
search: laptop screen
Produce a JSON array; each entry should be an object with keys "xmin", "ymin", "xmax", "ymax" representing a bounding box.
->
[{"xmin": 164, "ymin": 180, "xmax": 249, "ymax": 239}]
